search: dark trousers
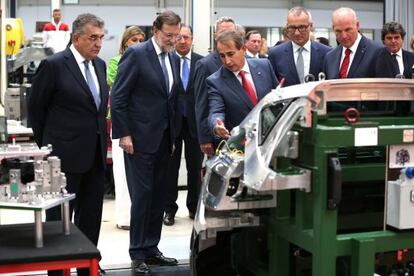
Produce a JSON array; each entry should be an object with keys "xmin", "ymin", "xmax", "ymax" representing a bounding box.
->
[
  {"xmin": 165, "ymin": 118, "xmax": 203, "ymax": 215},
  {"xmin": 125, "ymin": 131, "xmax": 171, "ymax": 261},
  {"xmin": 47, "ymin": 144, "xmax": 105, "ymax": 276}
]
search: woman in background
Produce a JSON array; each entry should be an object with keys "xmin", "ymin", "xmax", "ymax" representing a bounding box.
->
[{"xmin": 108, "ymin": 26, "xmax": 145, "ymax": 230}]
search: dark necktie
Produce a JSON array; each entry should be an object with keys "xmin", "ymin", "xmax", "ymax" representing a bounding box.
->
[
  {"xmin": 391, "ymin": 54, "xmax": 400, "ymax": 76},
  {"xmin": 296, "ymin": 47, "xmax": 304, "ymax": 83},
  {"xmin": 181, "ymin": 56, "xmax": 189, "ymax": 90},
  {"xmin": 83, "ymin": 60, "xmax": 100, "ymax": 109},
  {"xmin": 239, "ymin": 70, "xmax": 257, "ymax": 106},
  {"xmin": 339, "ymin": 48, "xmax": 352, "ymax": 79},
  {"xmin": 160, "ymin": 52, "xmax": 170, "ymax": 93}
]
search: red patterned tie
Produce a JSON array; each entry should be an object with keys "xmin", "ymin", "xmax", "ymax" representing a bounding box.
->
[
  {"xmin": 339, "ymin": 48, "xmax": 352, "ymax": 78},
  {"xmin": 239, "ymin": 70, "xmax": 257, "ymax": 106}
]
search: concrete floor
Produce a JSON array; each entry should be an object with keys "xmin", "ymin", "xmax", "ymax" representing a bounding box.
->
[{"xmin": 0, "ymin": 151, "xmax": 194, "ymax": 275}]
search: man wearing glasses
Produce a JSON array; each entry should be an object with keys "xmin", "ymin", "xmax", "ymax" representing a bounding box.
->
[
  {"xmin": 30, "ymin": 13, "xmax": 108, "ymax": 276},
  {"xmin": 268, "ymin": 6, "xmax": 330, "ymax": 86},
  {"xmin": 323, "ymin": 7, "xmax": 383, "ymax": 79},
  {"xmin": 111, "ymin": 11, "xmax": 181, "ymax": 275}
]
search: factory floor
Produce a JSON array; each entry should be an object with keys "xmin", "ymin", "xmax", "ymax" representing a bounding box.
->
[{"xmin": 0, "ymin": 153, "xmax": 194, "ymax": 275}]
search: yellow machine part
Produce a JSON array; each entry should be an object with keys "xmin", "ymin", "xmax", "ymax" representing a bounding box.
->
[{"xmin": 5, "ymin": 18, "xmax": 25, "ymax": 56}]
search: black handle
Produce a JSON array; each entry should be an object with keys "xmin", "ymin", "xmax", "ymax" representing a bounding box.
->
[{"xmin": 327, "ymin": 156, "xmax": 342, "ymax": 210}]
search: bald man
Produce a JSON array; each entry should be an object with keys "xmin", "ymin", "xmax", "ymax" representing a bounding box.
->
[{"xmin": 323, "ymin": 7, "xmax": 382, "ymax": 79}]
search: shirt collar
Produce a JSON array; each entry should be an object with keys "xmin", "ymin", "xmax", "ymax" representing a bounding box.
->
[
  {"xmin": 177, "ymin": 50, "xmax": 192, "ymax": 60},
  {"xmin": 391, "ymin": 48, "xmax": 403, "ymax": 57},
  {"xmin": 344, "ymin": 32, "xmax": 362, "ymax": 54},
  {"xmin": 292, "ymin": 39, "xmax": 311, "ymax": 52},
  {"xmin": 246, "ymin": 50, "xmax": 258, "ymax": 58},
  {"xmin": 232, "ymin": 59, "xmax": 250, "ymax": 77},
  {"xmin": 151, "ymin": 37, "xmax": 163, "ymax": 56},
  {"xmin": 70, "ymin": 44, "xmax": 88, "ymax": 64}
]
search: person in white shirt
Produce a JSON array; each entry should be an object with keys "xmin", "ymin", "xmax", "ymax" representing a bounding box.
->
[{"xmin": 43, "ymin": 9, "xmax": 70, "ymax": 53}]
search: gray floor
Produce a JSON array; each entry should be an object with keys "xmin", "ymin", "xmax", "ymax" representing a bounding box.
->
[{"xmin": 0, "ymin": 151, "xmax": 194, "ymax": 275}]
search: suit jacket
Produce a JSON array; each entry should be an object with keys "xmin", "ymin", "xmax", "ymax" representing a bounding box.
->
[
  {"xmin": 207, "ymin": 58, "xmax": 278, "ymax": 133},
  {"xmin": 29, "ymin": 48, "xmax": 108, "ymax": 173},
  {"xmin": 268, "ymin": 40, "xmax": 331, "ymax": 86},
  {"xmin": 324, "ymin": 35, "xmax": 383, "ymax": 79},
  {"xmin": 193, "ymin": 51, "xmax": 222, "ymax": 144},
  {"xmin": 173, "ymin": 51, "xmax": 203, "ymax": 138},
  {"xmin": 110, "ymin": 40, "xmax": 179, "ymax": 153},
  {"xmin": 375, "ymin": 47, "xmax": 414, "ymax": 79}
]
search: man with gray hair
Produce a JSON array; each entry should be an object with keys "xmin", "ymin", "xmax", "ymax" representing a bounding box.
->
[
  {"xmin": 194, "ymin": 16, "xmax": 236, "ymax": 156},
  {"xmin": 375, "ymin": 21, "xmax": 414, "ymax": 78},
  {"xmin": 323, "ymin": 7, "xmax": 383, "ymax": 79},
  {"xmin": 30, "ymin": 13, "xmax": 108, "ymax": 276},
  {"xmin": 268, "ymin": 6, "xmax": 330, "ymax": 86}
]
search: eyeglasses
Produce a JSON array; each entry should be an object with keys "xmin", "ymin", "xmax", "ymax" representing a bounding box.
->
[
  {"xmin": 286, "ymin": 24, "xmax": 310, "ymax": 34},
  {"xmin": 159, "ymin": 29, "xmax": 179, "ymax": 39}
]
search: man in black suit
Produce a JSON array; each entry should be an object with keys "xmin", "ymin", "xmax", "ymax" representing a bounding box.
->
[
  {"xmin": 323, "ymin": 7, "xmax": 383, "ymax": 79},
  {"xmin": 245, "ymin": 30, "xmax": 265, "ymax": 58},
  {"xmin": 375, "ymin": 21, "xmax": 414, "ymax": 79},
  {"xmin": 193, "ymin": 16, "xmax": 236, "ymax": 156},
  {"xmin": 110, "ymin": 11, "xmax": 180, "ymax": 275},
  {"xmin": 29, "ymin": 13, "xmax": 108, "ymax": 276},
  {"xmin": 268, "ymin": 6, "xmax": 331, "ymax": 86},
  {"xmin": 163, "ymin": 25, "xmax": 203, "ymax": 226}
]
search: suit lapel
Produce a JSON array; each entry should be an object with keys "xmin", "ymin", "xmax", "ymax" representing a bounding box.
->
[
  {"xmin": 332, "ymin": 47, "xmax": 342, "ymax": 78},
  {"xmin": 63, "ymin": 49, "xmax": 97, "ymax": 108},
  {"xmin": 348, "ymin": 36, "xmax": 367, "ymax": 78},
  {"xmin": 146, "ymin": 41, "xmax": 168, "ymax": 96},
  {"xmin": 222, "ymin": 67, "xmax": 253, "ymax": 109},
  {"xmin": 286, "ymin": 42, "xmax": 300, "ymax": 83},
  {"xmin": 309, "ymin": 41, "xmax": 319, "ymax": 76},
  {"xmin": 248, "ymin": 60, "xmax": 266, "ymax": 100},
  {"xmin": 92, "ymin": 59, "xmax": 107, "ymax": 111}
]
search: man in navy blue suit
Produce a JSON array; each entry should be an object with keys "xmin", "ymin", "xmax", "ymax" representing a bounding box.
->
[
  {"xmin": 268, "ymin": 6, "xmax": 330, "ymax": 86},
  {"xmin": 323, "ymin": 7, "xmax": 383, "ymax": 79},
  {"xmin": 207, "ymin": 30, "xmax": 278, "ymax": 139},
  {"xmin": 163, "ymin": 25, "xmax": 203, "ymax": 226},
  {"xmin": 193, "ymin": 16, "xmax": 236, "ymax": 156},
  {"xmin": 29, "ymin": 13, "xmax": 108, "ymax": 276},
  {"xmin": 110, "ymin": 11, "xmax": 180, "ymax": 275},
  {"xmin": 375, "ymin": 21, "xmax": 414, "ymax": 79}
]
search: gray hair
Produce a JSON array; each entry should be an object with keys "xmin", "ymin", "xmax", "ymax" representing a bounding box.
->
[
  {"xmin": 72, "ymin": 13, "xmax": 104, "ymax": 36},
  {"xmin": 288, "ymin": 6, "xmax": 312, "ymax": 23},
  {"xmin": 216, "ymin": 30, "xmax": 245, "ymax": 50},
  {"xmin": 214, "ymin": 16, "xmax": 236, "ymax": 33}
]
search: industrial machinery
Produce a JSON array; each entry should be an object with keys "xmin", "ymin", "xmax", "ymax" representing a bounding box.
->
[
  {"xmin": 191, "ymin": 79, "xmax": 414, "ymax": 276},
  {"xmin": 0, "ymin": 143, "xmax": 68, "ymax": 204}
]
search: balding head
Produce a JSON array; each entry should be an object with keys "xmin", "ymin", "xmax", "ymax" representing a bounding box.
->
[{"xmin": 332, "ymin": 7, "xmax": 360, "ymax": 48}]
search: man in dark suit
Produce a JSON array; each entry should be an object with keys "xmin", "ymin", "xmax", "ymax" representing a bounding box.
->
[
  {"xmin": 29, "ymin": 13, "xmax": 108, "ymax": 276},
  {"xmin": 163, "ymin": 25, "xmax": 203, "ymax": 226},
  {"xmin": 323, "ymin": 7, "xmax": 383, "ymax": 79},
  {"xmin": 193, "ymin": 16, "xmax": 236, "ymax": 156},
  {"xmin": 207, "ymin": 30, "xmax": 278, "ymax": 139},
  {"xmin": 375, "ymin": 21, "xmax": 414, "ymax": 79},
  {"xmin": 110, "ymin": 11, "xmax": 180, "ymax": 275},
  {"xmin": 245, "ymin": 30, "xmax": 266, "ymax": 58},
  {"xmin": 268, "ymin": 6, "xmax": 331, "ymax": 86}
]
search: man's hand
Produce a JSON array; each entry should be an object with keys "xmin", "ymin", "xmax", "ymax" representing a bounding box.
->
[
  {"xmin": 200, "ymin": 143, "xmax": 214, "ymax": 156},
  {"xmin": 120, "ymin": 135, "xmax": 134, "ymax": 154},
  {"xmin": 213, "ymin": 119, "xmax": 230, "ymax": 139}
]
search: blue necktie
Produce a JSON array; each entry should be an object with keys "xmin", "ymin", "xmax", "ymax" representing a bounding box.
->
[
  {"xmin": 160, "ymin": 52, "xmax": 170, "ymax": 93},
  {"xmin": 181, "ymin": 56, "xmax": 189, "ymax": 90},
  {"xmin": 83, "ymin": 60, "xmax": 100, "ymax": 109}
]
